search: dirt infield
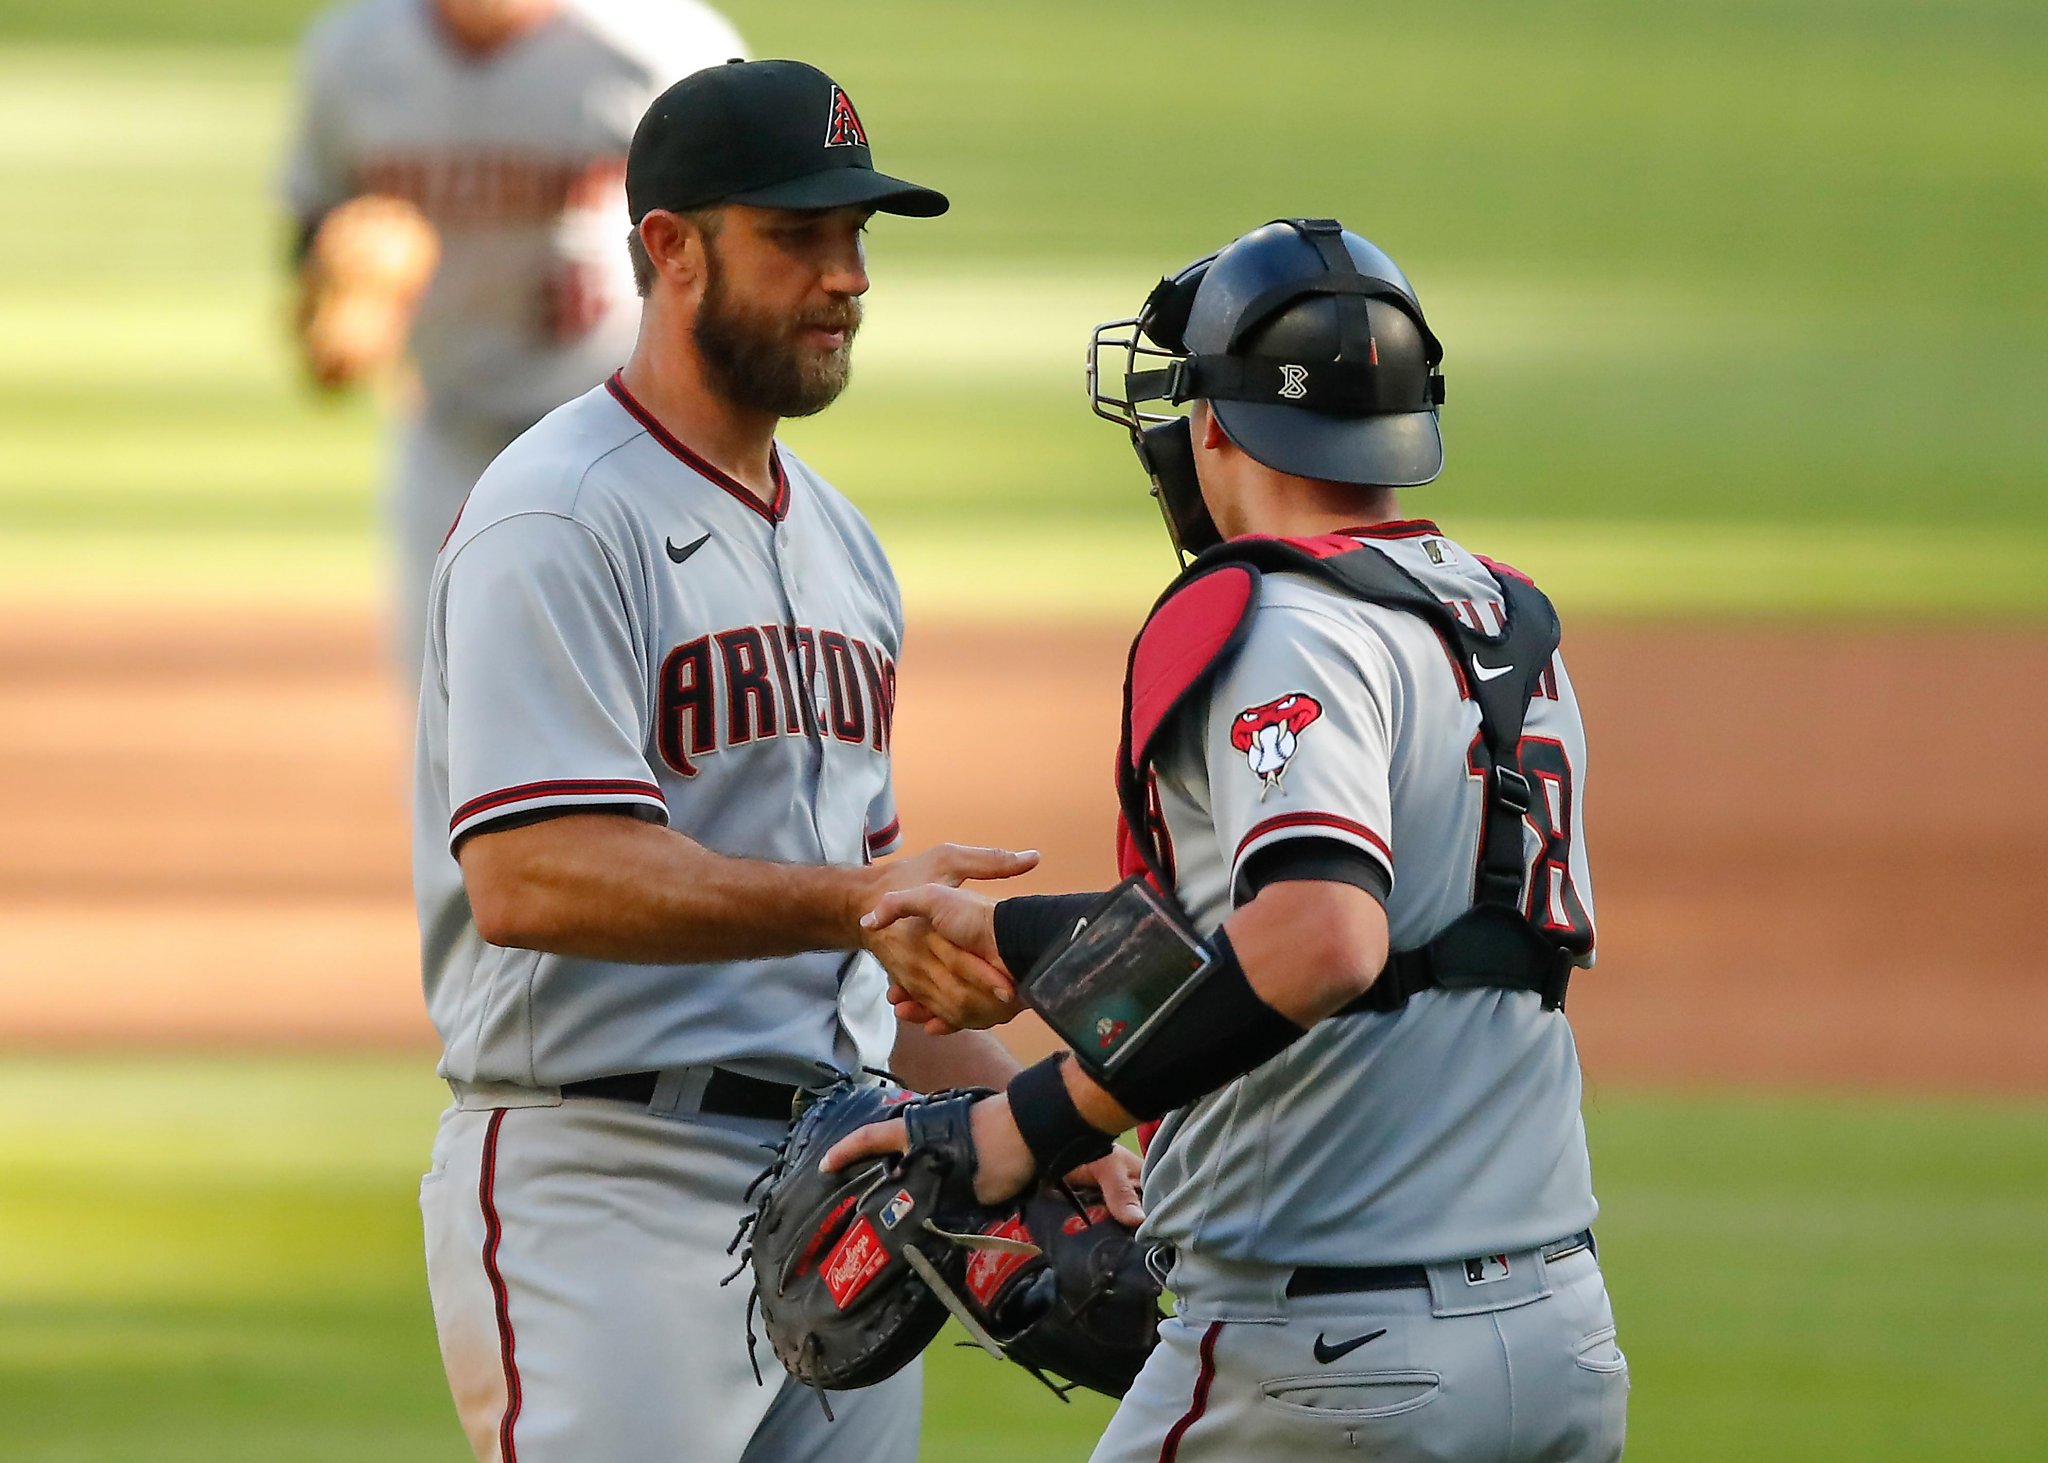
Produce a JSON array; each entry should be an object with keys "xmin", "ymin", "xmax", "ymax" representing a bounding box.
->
[{"xmin": 1, "ymin": 607, "xmax": 2039, "ymax": 1093}]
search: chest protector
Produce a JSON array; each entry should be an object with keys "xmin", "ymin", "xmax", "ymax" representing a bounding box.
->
[{"xmin": 1114, "ymin": 533, "xmax": 1578, "ymax": 1014}]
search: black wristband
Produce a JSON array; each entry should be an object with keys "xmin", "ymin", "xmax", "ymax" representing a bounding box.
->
[
  {"xmin": 993, "ymin": 892, "xmax": 1107, "ymax": 976},
  {"xmin": 1094, "ymin": 927, "xmax": 1307, "ymax": 1121},
  {"xmin": 1006, "ymin": 1053, "xmax": 1115, "ymax": 1181}
]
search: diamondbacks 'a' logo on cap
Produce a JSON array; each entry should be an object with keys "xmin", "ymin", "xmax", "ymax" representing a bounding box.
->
[{"xmin": 824, "ymin": 85, "xmax": 867, "ymax": 148}]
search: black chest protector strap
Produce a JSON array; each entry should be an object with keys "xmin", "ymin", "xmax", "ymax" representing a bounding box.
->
[{"xmin": 1117, "ymin": 535, "xmax": 1574, "ymax": 1015}]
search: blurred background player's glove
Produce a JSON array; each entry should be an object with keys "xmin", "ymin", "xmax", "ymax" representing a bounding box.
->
[
  {"xmin": 957, "ymin": 1183, "xmax": 1166, "ymax": 1398},
  {"xmin": 738, "ymin": 1081, "xmax": 1022, "ymax": 1402},
  {"xmin": 297, "ymin": 194, "xmax": 439, "ymax": 389}
]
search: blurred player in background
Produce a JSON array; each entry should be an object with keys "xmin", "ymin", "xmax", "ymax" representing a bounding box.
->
[{"xmin": 280, "ymin": 0, "xmax": 746, "ymax": 682}]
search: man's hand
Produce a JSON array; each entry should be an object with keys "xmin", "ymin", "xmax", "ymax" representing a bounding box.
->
[
  {"xmin": 822, "ymin": 1093, "xmax": 1141, "ymax": 1224},
  {"xmin": 820, "ymin": 1092, "xmax": 1019, "ymax": 1205},
  {"xmin": 860, "ymin": 850, "xmax": 1034, "ymax": 1033},
  {"xmin": 867, "ymin": 843, "xmax": 1038, "ymax": 897},
  {"xmin": 297, "ymin": 194, "xmax": 439, "ymax": 390},
  {"xmin": 1072, "ymin": 1141, "xmax": 1144, "ymax": 1228},
  {"xmin": 864, "ymin": 879, "xmax": 1020, "ymax": 1033}
]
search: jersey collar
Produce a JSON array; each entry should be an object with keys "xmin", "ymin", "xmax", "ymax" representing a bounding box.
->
[
  {"xmin": 605, "ymin": 372, "xmax": 791, "ymax": 524},
  {"xmin": 1333, "ymin": 518, "xmax": 1442, "ymax": 540}
]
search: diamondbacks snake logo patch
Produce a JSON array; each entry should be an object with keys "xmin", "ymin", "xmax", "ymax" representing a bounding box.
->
[{"xmin": 1230, "ymin": 692, "xmax": 1323, "ymax": 798}]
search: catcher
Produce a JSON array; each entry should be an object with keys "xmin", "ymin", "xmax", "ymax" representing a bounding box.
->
[{"xmin": 826, "ymin": 220, "xmax": 1628, "ymax": 1460}]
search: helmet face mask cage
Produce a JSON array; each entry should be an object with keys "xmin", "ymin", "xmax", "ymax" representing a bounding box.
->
[
  {"xmin": 1086, "ymin": 314, "xmax": 1223, "ymax": 563},
  {"xmin": 1086, "ymin": 254, "xmax": 1226, "ymax": 563}
]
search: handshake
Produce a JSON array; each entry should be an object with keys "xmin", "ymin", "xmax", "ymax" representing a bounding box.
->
[{"xmin": 852, "ymin": 842, "xmax": 1042, "ymax": 1036}]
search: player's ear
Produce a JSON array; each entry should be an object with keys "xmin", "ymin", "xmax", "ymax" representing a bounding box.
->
[
  {"xmin": 637, "ymin": 211, "xmax": 705, "ymax": 291},
  {"xmin": 1195, "ymin": 400, "xmax": 1233, "ymax": 453}
]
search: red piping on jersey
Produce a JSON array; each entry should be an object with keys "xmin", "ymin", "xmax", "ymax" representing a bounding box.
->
[
  {"xmin": 1234, "ymin": 812, "xmax": 1392, "ymax": 870},
  {"xmin": 1157, "ymin": 1321, "xmax": 1222, "ymax": 1463},
  {"xmin": 605, "ymin": 372, "xmax": 790, "ymax": 522},
  {"xmin": 865, "ymin": 817, "xmax": 901, "ymax": 851},
  {"xmin": 479, "ymin": 1109, "xmax": 524, "ymax": 1463},
  {"xmin": 451, "ymin": 778, "xmax": 664, "ymax": 832},
  {"xmin": 1473, "ymin": 551, "xmax": 1535, "ymax": 586}
]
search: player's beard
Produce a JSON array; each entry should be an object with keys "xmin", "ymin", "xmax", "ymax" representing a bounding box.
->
[{"xmin": 693, "ymin": 249, "xmax": 861, "ymax": 419}]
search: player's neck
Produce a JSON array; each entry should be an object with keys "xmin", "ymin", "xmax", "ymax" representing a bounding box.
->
[
  {"xmin": 618, "ymin": 340, "xmax": 782, "ymax": 499},
  {"xmin": 1234, "ymin": 476, "xmax": 1402, "ymax": 540},
  {"xmin": 431, "ymin": 1, "xmax": 558, "ymax": 59}
]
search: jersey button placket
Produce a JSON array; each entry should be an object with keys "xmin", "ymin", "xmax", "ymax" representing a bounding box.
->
[{"xmin": 770, "ymin": 516, "xmax": 833, "ymax": 857}]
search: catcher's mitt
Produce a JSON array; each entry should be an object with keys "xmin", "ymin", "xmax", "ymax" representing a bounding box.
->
[
  {"xmin": 737, "ymin": 1080, "xmax": 1020, "ymax": 1405},
  {"xmin": 298, "ymin": 193, "xmax": 439, "ymax": 389},
  {"xmin": 956, "ymin": 1183, "xmax": 1167, "ymax": 1398}
]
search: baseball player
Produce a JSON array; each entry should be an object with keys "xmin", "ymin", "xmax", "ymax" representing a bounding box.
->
[
  {"xmin": 412, "ymin": 60, "xmax": 1139, "ymax": 1463},
  {"xmin": 830, "ymin": 220, "xmax": 1628, "ymax": 1460},
  {"xmin": 281, "ymin": 0, "xmax": 745, "ymax": 682}
]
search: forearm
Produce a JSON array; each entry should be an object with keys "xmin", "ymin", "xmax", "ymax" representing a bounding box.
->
[
  {"xmin": 1060, "ymin": 1053, "xmax": 1137, "ymax": 1137},
  {"xmin": 1219, "ymin": 879, "xmax": 1389, "ymax": 1025},
  {"xmin": 462, "ymin": 812, "xmax": 872, "ymax": 963},
  {"xmin": 1013, "ymin": 879, "xmax": 1389, "ymax": 1148},
  {"xmin": 890, "ymin": 1021, "xmax": 1020, "ymax": 1093}
]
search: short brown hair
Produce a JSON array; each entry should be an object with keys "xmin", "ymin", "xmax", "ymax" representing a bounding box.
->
[{"xmin": 626, "ymin": 208, "xmax": 724, "ymax": 297}]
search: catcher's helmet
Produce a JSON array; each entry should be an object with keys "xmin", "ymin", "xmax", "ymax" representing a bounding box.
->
[{"xmin": 1088, "ymin": 218, "xmax": 1445, "ymax": 558}]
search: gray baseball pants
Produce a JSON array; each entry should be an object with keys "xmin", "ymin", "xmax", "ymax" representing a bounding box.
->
[
  {"xmin": 1090, "ymin": 1241, "xmax": 1627, "ymax": 1461},
  {"xmin": 420, "ymin": 1087, "xmax": 920, "ymax": 1463}
]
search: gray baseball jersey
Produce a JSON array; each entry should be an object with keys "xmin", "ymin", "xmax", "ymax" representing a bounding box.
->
[
  {"xmin": 1139, "ymin": 521, "xmax": 1600, "ymax": 1267},
  {"xmin": 414, "ymin": 375, "xmax": 904, "ymax": 1088},
  {"xmin": 282, "ymin": 0, "xmax": 744, "ymax": 426}
]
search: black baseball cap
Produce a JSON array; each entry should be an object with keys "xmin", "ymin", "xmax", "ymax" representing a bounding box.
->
[{"xmin": 626, "ymin": 59, "xmax": 948, "ymax": 222}]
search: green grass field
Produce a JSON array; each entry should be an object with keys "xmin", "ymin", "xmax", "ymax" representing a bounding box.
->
[
  {"xmin": 0, "ymin": 1, "xmax": 2043, "ymax": 615},
  {"xmin": 2, "ymin": 1058, "xmax": 2044, "ymax": 1462},
  {"xmin": 2, "ymin": 4, "xmax": 2045, "ymax": 1458}
]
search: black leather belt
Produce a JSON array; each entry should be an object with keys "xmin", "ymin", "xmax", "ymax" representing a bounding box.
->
[
  {"xmin": 560, "ymin": 1069, "xmax": 799, "ymax": 1122},
  {"xmin": 1286, "ymin": 1229, "xmax": 1595, "ymax": 1299}
]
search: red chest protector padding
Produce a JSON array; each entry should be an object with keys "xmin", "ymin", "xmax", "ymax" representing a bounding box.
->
[{"xmin": 1112, "ymin": 533, "xmax": 1578, "ymax": 1017}]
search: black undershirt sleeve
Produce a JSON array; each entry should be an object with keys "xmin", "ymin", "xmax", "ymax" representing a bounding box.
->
[{"xmin": 1237, "ymin": 836, "xmax": 1391, "ymax": 907}]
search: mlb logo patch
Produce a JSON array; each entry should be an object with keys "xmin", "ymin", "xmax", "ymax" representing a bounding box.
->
[
  {"xmin": 1464, "ymin": 1253, "xmax": 1512, "ymax": 1285},
  {"xmin": 879, "ymin": 1188, "xmax": 916, "ymax": 1230}
]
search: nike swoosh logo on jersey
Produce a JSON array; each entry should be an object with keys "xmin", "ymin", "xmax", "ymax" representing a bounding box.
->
[
  {"xmin": 1312, "ymin": 1328, "xmax": 1387, "ymax": 1364},
  {"xmin": 1472, "ymin": 661, "xmax": 1514, "ymax": 681},
  {"xmin": 666, "ymin": 532, "xmax": 712, "ymax": 564}
]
